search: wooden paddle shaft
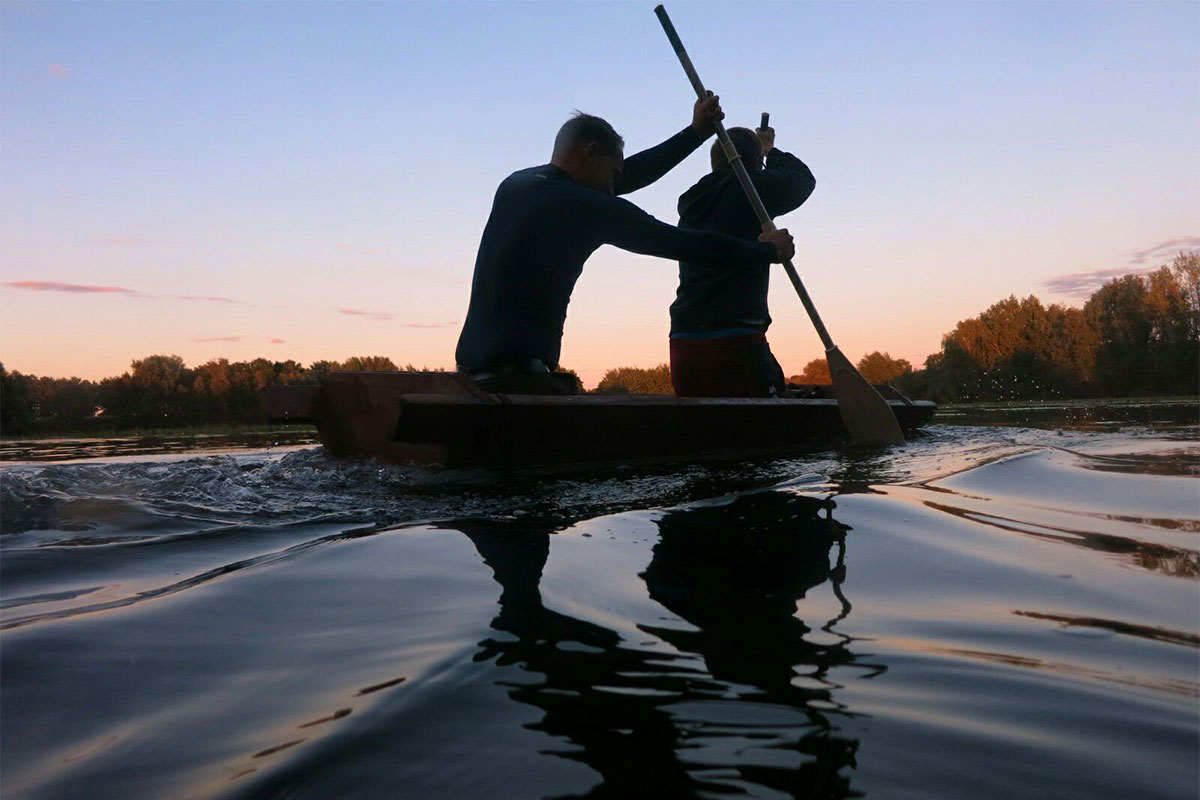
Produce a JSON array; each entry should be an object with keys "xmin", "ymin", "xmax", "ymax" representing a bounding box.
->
[{"xmin": 654, "ymin": 4, "xmax": 834, "ymax": 351}]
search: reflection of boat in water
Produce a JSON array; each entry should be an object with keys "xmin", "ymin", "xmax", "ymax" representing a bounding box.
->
[
  {"xmin": 452, "ymin": 491, "xmax": 881, "ymax": 797},
  {"xmin": 261, "ymin": 371, "xmax": 936, "ymax": 469}
]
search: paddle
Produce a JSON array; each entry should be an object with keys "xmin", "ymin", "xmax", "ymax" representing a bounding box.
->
[{"xmin": 653, "ymin": 4, "xmax": 905, "ymax": 445}]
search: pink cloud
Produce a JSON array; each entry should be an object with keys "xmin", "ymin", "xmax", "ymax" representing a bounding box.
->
[
  {"xmin": 3, "ymin": 280, "xmax": 138, "ymax": 295},
  {"xmin": 339, "ymin": 308, "xmax": 396, "ymax": 321},
  {"xmin": 196, "ymin": 336, "xmax": 243, "ymax": 343},
  {"xmin": 1042, "ymin": 267, "xmax": 1155, "ymax": 299},
  {"xmin": 3, "ymin": 280, "xmax": 245, "ymax": 305},
  {"xmin": 47, "ymin": 63, "xmax": 70, "ymax": 79},
  {"xmin": 175, "ymin": 294, "xmax": 240, "ymax": 304},
  {"xmin": 1044, "ymin": 236, "xmax": 1200, "ymax": 299},
  {"xmin": 336, "ymin": 309, "xmax": 456, "ymax": 327},
  {"xmin": 267, "ymin": 337, "xmax": 285, "ymax": 344},
  {"xmin": 1128, "ymin": 236, "xmax": 1200, "ymax": 265}
]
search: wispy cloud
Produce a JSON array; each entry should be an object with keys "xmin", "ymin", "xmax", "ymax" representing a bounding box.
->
[
  {"xmin": 1128, "ymin": 236, "xmax": 1200, "ymax": 265},
  {"xmin": 195, "ymin": 335, "xmax": 285, "ymax": 344},
  {"xmin": 176, "ymin": 294, "xmax": 240, "ymax": 304},
  {"xmin": 336, "ymin": 308, "xmax": 457, "ymax": 327},
  {"xmin": 339, "ymin": 308, "xmax": 396, "ymax": 321},
  {"xmin": 1043, "ymin": 236, "xmax": 1200, "ymax": 299},
  {"xmin": 46, "ymin": 63, "xmax": 70, "ymax": 79},
  {"xmin": 98, "ymin": 236, "xmax": 160, "ymax": 245},
  {"xmin": 3, "ymin": 280, "xmax": 246, "ymax": 305},
  {"xmin": 3, "ymin": 280, "xmax": 137, "ymax": 295},
  {"xmin": 335, "ymin": 242, "xmax": 388, "ymax": 256},
  {"xmin": 1042, "ymin": 267, "xmax": 1154, "ymax": 299}
]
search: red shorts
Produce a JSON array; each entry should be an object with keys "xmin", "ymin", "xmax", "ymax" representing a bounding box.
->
[{"xmin": 669, "ymin": 333, "xmax": 785, "ymax": 398}]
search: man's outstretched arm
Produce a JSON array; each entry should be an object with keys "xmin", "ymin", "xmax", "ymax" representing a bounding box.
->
[
  {"xmin": 615, "ymin": 93, "xmax": 724, "ymax": 195},
  {"xmin": 595, "ymin": 193, "xmax": 794, "ymax": 265}
]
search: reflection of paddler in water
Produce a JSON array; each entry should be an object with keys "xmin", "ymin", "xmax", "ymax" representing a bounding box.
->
[
  {"xmin": 642, "ymin": 492, "xmax": 859, "ymax": 702},
  {"xmin": 452, "ymin": 517, "xmax": 620, "ymax": 653},
  {"xmin": 447, "ymin": 494, "xmax": 871, "ymax": 797},
  {"xmin": 642, "ymin": 492, "xmax": 870, "ymax": 795},
  {"xmin": 449, "ymin": 516, "xmax": 700, "ymax": 794}
]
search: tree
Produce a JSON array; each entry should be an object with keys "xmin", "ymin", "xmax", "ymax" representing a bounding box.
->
[
  {"xmin": 1043, "ymin": 304, "xmax": 1098, "ymax": 396},
  {"xmin": 931, "ymin": 295, "xmax": 1092, "ymax": 400},
  {"xmin": 226, "ymin": 360, "xmax": 267, "ymax": 421},
  {"xmin": 130, "ymin": 354, "xmax": 189, "ymax": 394},
  {"xmin": 306, "ymin": 360, "xmax": 342, "ymax": 378},
  {"xmin": 35, "ymin": 377, "xmax": 99, "ymax": 428},
  {"xmin": 193, "ymin": 358, "xmax": 234, "ymax": 421},
  {"xmin": 595, "ymin": 364, "xmax": 673, "ymax": 394},
  {"xmin": 555, "ymin": 366, "xmax": 584, "ymax": 393},
  {"xmin": 125, "ymin": 355, "xmax": 194, "ymax": 425},
  {"xmin": 1085, "ymin": 276, "xmax": 1153, "ymax": 395},
  {"xmin": 1172, "ymin": 252, "xmax": 1200, "ymax": 336},
  {"xmin": 1142, "ymin": 260, "xmax": 1199, "ymax": 393},
  {"xmin": 1170, "ymin": 252, "xmax": 1200, "ymax": 391},
  {"xmin": 341, "ymin": 356, "xmax": 398, "ymax": 372},
  {"xmin": 273, "ymin": 360, "xmax": 307, "ymax": 385},
  {"xmin": 789, "ymin": 358, "xmax": 830, "ymax": 385},
  {"xmin": 0, "ymin": 364, "xmax": 34, "ymax": 434},
  {"xmin": 856, "ymin": 352, "xmax": 912, "ymax": 384}
]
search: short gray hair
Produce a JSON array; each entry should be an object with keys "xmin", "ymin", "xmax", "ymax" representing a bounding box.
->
[{"xmin": 553, "ymin": 112, "xmax": 624, "ymax": 159}]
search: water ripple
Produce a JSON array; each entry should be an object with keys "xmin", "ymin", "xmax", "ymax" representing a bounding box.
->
[{"xmin": 1, "ymin": 409, "xmax": 1197, "ymax": 800}]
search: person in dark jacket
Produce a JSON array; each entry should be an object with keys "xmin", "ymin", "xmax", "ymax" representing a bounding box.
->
[
  {"xmin": 669, "ymin": 124, "xmax": 816, "ymax": 397},
  {"xmin": 455, "ymin": 98, "xmax": 795, "ymax": 395}
]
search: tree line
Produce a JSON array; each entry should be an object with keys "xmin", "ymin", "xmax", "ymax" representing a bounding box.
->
[
  {"xmin": 894, "ymin": 253, "xmax": 1197, "ymax": 401},
  {"xmin": 595, "ymin": 254, "xmax": 1198, "ymax": 402},
  {"xmin": 0, "ymin": 355, "xmax": 412, "ymax": 434},
  {"xmin": 2, "ymin": 254, "xmax": 1195, "ymax": 435}
]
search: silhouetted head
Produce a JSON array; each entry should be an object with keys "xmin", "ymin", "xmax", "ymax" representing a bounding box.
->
[
  {"xmin": 551, "ymin": 112, "xmax": 626, "ymax": 195},
  {"xmin": 711, "ymin": 127, "xmax": 763, "ymax": 172}
]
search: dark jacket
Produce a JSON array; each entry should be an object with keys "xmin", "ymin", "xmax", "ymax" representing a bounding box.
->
[
  {"xmin": 670, "ymin": 148, "xmax": 815, "ymax": 334},
  {"xmin": 455, "ymin": 128, "xmax": 779, "ymax": 371}
]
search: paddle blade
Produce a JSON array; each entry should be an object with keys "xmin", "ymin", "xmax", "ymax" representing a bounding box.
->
[{"xmin": 826, "ymin": 346, "xmax": 906, "ymax": 445}]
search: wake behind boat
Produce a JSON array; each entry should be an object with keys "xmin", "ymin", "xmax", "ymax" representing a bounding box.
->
[{"xmin": 261, "ymin": 371, "xmax": 935, "ymax": 470}]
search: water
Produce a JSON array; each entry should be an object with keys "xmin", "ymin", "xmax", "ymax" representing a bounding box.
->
[
  {"xmin": 2, "ymin": 401, "xmax": 1197, "ymax": 799},
  {"xmin": 0, "ymin": 428, "xmax": 318, "ymax": 463}
]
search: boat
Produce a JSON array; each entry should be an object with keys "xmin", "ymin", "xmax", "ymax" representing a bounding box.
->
[{"xmin": 260, "ymin": 371, "xmax": 936, "ymax": 470}]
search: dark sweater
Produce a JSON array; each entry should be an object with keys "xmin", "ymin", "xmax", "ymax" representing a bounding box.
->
[
  {"xmin": 455, "ymin": 128, "xmax": 778, "ymax": 371},
  {"xmin": 670, "ymin": 148, "xmax": 815, "ymax": 334}
]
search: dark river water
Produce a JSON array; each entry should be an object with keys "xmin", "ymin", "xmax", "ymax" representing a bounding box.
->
[{"xmin": 1, "ymin": 401, "xmax": 1197, "ymax": 799}]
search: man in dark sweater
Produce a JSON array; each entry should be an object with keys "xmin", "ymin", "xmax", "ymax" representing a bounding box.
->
[
  {"xmin": 455, "ymin": 98, "xmax": 795, "ymax": 394},
  {"xmin": 669, "ymin": 124, "xmax": 816, "ymax": 397}
]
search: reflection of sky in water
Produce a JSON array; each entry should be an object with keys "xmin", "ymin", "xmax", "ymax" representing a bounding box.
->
[{"xmin": 0, "ymin": 407, "xmax": 1196, "ymax": 799}]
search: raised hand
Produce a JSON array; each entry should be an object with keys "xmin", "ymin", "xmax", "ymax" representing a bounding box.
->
[
  {"xmin": 755, "ymin": 125, "xmax": 775, "ymax": 156},
  {"xmin": 691, "ymin": 90, "xmax": 725, "ymax": 139}
]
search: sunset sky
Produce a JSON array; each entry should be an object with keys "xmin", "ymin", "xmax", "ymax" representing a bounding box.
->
[{"xmin": 2, "ymin": 0, "xmax": 1197, "ymax": 389}]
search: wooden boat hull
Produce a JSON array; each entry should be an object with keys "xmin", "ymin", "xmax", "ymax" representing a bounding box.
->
[{"xmin": 261, "ymin": 371, "xmax": 936, "ymax": 469}]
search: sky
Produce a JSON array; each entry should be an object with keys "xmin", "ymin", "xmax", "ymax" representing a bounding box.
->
[{"xmin": 2, "ymin": 0, "xmax": 1197, "ymax": 389}]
